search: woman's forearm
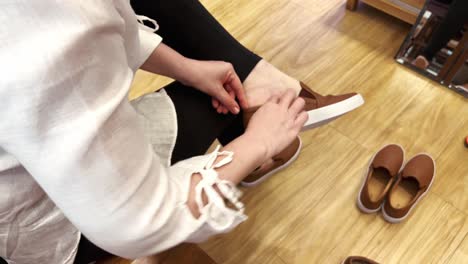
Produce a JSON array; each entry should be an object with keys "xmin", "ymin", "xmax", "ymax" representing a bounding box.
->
[
  {"xmin": 141, "ymin": 43, "xmax": 248, "ymax": 115},
  {"xmin": 140, "ymin": 43, "xmax": 194, "ymax": 84}
]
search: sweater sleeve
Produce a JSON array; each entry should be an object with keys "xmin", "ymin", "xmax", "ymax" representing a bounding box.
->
[
  {"xmin": 0, "ymin": 2, "xmax": 246, "ymax": 259},
  {"xmin": 137, "ymin": 26, "xmax": 163, "ymax": 68}
]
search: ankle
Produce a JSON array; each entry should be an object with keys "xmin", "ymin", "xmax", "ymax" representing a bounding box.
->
[{"xmin": 243, "ymin": 60, "xmax": 301, "ymax": 107}]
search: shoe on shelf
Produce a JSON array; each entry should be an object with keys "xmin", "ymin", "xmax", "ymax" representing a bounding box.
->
[
  {"xmin": 357, "ymin": 144, "xmax": 405, "ymax": 214},
  {"xmin": 454, "ymin": 84, "xmax": 468, "ymax": 97},
  {"xmin": 240, "ymin": 136, "xmax": 301, "ymax": 187},
  {"xmin": 343, "ymin": 256, "xmax": 380, "ymax": 264},
  {"xmin": 298, "ymin": 82, "xmax": 364, "ymax": 130},
  {"xmin": 382, "ymin": 153, "xmax": 435, "ymax": 223},
  {"xmin": 411, "ymin": 55, "xmax": 430, "ymax": 70}
]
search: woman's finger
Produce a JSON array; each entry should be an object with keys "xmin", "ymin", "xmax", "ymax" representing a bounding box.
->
[
  {"xmin": 226, "ymin": 85, "xmax": 236, "ymax": 99},
  {"xmin": 227, "ymin": 72, "xmax": 249, "ymax": 109},
  {"xmin": 278, "ymin": 89, "xmax": 296, "ymax": 108},
  {"xmin": 217, "ymin": 105, "xmax": 226, "ymax": 114},
  {"xmin": 212, "ymin": 98, "xmax": 220, "ymax": 109},
  {"xmin": 213, "ymin": 98, "xmax": 230, "ymax": 115},
  {"xmin": 216, "ymin": 87, "xmax": 240, "ymax": 114},
  {"xmin": 289, "ymin": 97, "xmax": 305, "ymax": 117},
  {"xmin": 294, "ymin": 111, "xmax": 309, "ymax": 131}
]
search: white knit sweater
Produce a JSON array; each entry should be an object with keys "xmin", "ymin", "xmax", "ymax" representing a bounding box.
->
[{"xmin": 0, "ymin": 1, "xmax": 246, "ymax": 263}]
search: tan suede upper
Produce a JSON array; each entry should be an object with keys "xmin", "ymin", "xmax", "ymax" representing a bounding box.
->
[
  {"xmin": 359, "ymin": 144, "xmax": 404, "ymax": 210},
  {"xmin": 242, "ymin": 82, "xmax": 358, "ymax": 126},
  {"xmin": 343, "ymin": 256, "xmax": 380, "ymax": 264},
  {"xmin": 299, "ymin": 82, "xmax": 357, "ymax": 109},
  {"xmin": 383, "ymin": 154, "xmax": 435, "ymax": 219},
  {"xmin": 242, "ymin": 106, "xmax": 301, "ymax": 184},
  {"xmin": 241, "ymin": 83, "xmax": 357, "ymax": 184},
  {"xmin": 242, "ymin": 137, "xmax": 301, "ymax": 183}
]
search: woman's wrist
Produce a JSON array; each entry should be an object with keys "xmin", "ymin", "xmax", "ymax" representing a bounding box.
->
[
  {"xmin": 240, "ymin": 131, "xmax": 272, "ymax": 162},
  {"xmin": 141, "ymin": 43, "xmax": 199, "ymax": 86},
  {"xmin": 219, "ymin": 133, "xmax": 270, "ymax": 183},
  {"xmin": 176, "ymin": 58, "xmax": 201, "ymax": 87}
]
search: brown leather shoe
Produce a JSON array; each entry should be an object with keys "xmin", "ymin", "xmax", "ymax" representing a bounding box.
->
[
  {"xmin": 241, "ymin": 136, "xmax": 301, "ymax": 187},
  {"xmin": 241, "ymin": 99, "xmax": 304, "ymax": 187},
  {"xmin": 357, "ymin": 144, "xmax": 405, "ymax": 213},
  {"xmin": 299, "ymin": 82, "xmax": 364, "ymax": 130},
  {"xmin": 382, "ymin": 153, "xmax": 435, "ymax": 223},
  {"xmin": 412, "ymin": 55, "xmax": 430, "ymax": 70},
  {"xmin": 242, "ymin": 83, "xmax": 364, "ymax": 131},
  {"xmin": 241, "ymin": 83, "xmax": 362, "ymax": 187},
  {"xmin": 343, "ymin": 256, "xmax": 380, "ymax": 264}
]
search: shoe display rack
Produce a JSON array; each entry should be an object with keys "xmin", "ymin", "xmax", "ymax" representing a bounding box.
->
[
  {"xmin": 400, "ymin": 2, "xmax": 450, "ymax": 76},
  {"xmin": 346, "ymin": 0, "xmax": 425, "ymax": 24},
  {"xmin": 440, "ymin": 27, "xmax": 468, "ymax": 84},
  {"xmin": 411, "ymin": 11, "xmax": 467, "ymax": 82}
]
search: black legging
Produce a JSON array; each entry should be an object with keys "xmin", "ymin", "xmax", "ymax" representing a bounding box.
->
[
  {"xmin": 133, "ymin": 0, "xmax": 261, "ymax": 164},
  {"xmin": 422, "ymin": 0, "xmax": 468, "ymax": 60},
  {"xmin": 73, "ymin": 0, "xmax": 262, "ymax": 263}
]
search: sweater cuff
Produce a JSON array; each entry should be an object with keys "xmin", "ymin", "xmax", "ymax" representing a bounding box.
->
[{"xmin": 182, "ymin": 146, "xmax": 248, "ymax": 243}]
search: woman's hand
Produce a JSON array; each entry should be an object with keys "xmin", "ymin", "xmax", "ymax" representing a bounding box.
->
[
  {"xmin": 244, "ymin": 90, "xmax": 308, "ymax": 158},
  {"xmin": 140, "ymin": 44, "xmax": 247, "ymax": 114},
  {"xmin": 184, "ymin": 60, "xmax": 249, "ymax": 115},
  {"xmin": 185, "ymin": 90, "xmax": 307, "ymax": 218}
]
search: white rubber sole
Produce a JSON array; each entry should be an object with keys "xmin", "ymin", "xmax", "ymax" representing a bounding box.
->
[
  {"xmin": 381, "ymin": 153, "xmax": 436, "ymax": 224},
  {"xmin": 356, "ymin": 144, "xmax": 405, "ymax": 214},
  {"xmin": 241, "ymin": 137, "xmax": 302, "ymax": 188},
  {"xmin": 301, "ymin": 94, "xmax": 364, "ymax": 131}
]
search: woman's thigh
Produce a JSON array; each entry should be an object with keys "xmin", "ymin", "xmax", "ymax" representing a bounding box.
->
[
  {"xmin": 130, "ymin": 0, "xmax": 261, "ymax": 82},
  {"xmin": 73, "ymin": 236, "xmax": 112, "ymax": 264},
  {"xmin": 164, "ymin": 81, "xmax": 244, "ymax": 164}
]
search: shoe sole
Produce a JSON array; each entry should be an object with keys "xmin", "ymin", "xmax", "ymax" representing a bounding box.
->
[
  {"xmin": 301, "ymin": 94, "xmax": 364, "ymax": 131},
  {"xmin": 381, "ymin": 153, "xmax": 436, "ymax": 224},
  {"xmin": 356, "ymin": 144, "xmax": 406, "ymax": 214},
  {"xmin": 241, "ymin": 137, "xmax": 302, "ymax": 188}
]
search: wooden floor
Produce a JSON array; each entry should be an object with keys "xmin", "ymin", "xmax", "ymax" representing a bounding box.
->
[{"xmin": 129, "ymin": 0, "xmax": 468, "ymax": 263}]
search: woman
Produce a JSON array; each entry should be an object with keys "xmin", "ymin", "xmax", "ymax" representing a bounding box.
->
[{"xmin": 0, "ymin": 1, "xmax": 362, "ymax": 263}]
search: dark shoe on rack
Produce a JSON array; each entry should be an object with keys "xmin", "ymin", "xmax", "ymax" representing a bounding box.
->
[
  {"xmin": 411, "ymin": 55, "xmax": 430, "ymax": 70},
  {"xmin": 241, "ymin": 137, "xmax": 301, "ymax": 187},
  {"xmin": 357, "ymin": 144, "xmax": 405, "ymax": 213},
  {"xmin": 343, "ymin": 256, "xmax": 380, "ymax": 264},
  {"xmin": 454, "ymin": 84, "xmax": 468, "ymax": 97},
  {"xmin": 382, "ymin": 153, "xmax": 435, "ymax": 223}
]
